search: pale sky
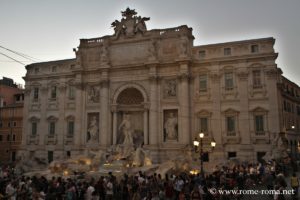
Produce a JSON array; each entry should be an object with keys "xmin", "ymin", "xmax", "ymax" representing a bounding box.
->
[{"xmin": 1, "ymin": 0, "xmax": 300, "ymax": 85}]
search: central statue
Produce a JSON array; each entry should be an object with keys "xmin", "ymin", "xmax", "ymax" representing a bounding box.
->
[{"xmin": 111, "ymin": 7, "xmax": 150, "ymax": 38}]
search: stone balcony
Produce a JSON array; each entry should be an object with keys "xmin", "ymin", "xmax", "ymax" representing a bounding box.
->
[
  {"xmin": 45, "ymin": 134, "xmax": 57, "ymax": 145},
  {"xmin": 27, "ymin": 134, "xmax": 39, "ymax": 145},
  {"xmin": 64, "ymin": 134, "xmax": 74, "ymax": 145}
]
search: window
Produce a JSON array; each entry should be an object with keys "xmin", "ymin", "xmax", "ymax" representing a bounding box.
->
[
  {"xmin": 50, "ymin": 86, "xmax": 57, "ymax": 99},
  {"xmin": 199, "ymin": 117, "xmax": 208, "ymax": 134},
  {"xmin": 49, "ymin": 122, "xmax": 55, "ymax": 135},
  {"xmin": 11, "ymin": 151, "xmax": 16, "ymax": 162},
  {"xmin": 33, "ymin": 88, "xmax": 39, "ymax": 100},
  {"xmin": 68, "ymin": 86, "xmax": 75, "ymax": 100},
  {"xmin": 255, "ymin": 115, "xmax": 264, "ymax": 135},
  {"xmin": 199, "ymin": 50, "xmax": 206, "ymax": 59},
  {"xmin": 224, "ymin": 48, "xmax": 231, "ymax": 56},
  {"xmin": 228, "ymin": 152, "xmax": 236, "ymax": 159},
  {"xmin": 226, "ymin": 116, "xmax": 235, "ymax": 135},
  {"xmin": 8, "ymin": 122, "xmax": 10, "ymax": 127},
  {"xmin": 0, "ymin": 121, "xmax": 2, "ymax": 128},
  {"xmin": 67, "ymin": 121, "xmax": 74, "ymax": 136},
  {"xmin": 13, "ymin": 122, "xmax": 16, "ymax": 127},
  {"xmin": 199, "ymin": 75, "xmax": 207, "ymax": 92},
  {"xmin": 251, "ymin": 45, "xmax": 259, "ymax": 53},
  {"xmin": 67, "ymin": 151, "xmax": 71, "ymax": 158},
  {"xmin": 253, "ymin": 70, "xmax": 262, "ymax": 88},
  {"xmin": 48, "ymin": 151, "xmax": 53, "ymax": 163},
  {"xmin": 0, "ymin": 135, "xmax": 2, "ymax": 141},
  {"xmin": 7, "ymin": 135, "xmax": 10, "ymax": 141},
  {"xmin": 12, "ymin": 134, "xmax": 15, "ymax": 141},
  {"xmin": 31, "ymin": 122, "xmax": 37, "ymax": 136},
  {"xmin": 225, "ymin": 72, "xmax": 234, "ymax": 90}
]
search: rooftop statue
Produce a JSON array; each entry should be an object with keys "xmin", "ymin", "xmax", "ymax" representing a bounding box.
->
[{"xmin": 111, "ymin": 7, "xmax": 150, "ymax": 38}]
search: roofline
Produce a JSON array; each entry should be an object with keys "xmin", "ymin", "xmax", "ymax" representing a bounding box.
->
[
  {"xmin": 25, "ymin": 58, "xmax": 76, "ymax": 69},
  {"xmin": 194, "ymin": 37, "xmax": 275, "ymax": 48}
]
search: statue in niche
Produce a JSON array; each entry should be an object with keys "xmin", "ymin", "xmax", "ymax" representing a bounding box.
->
[
  {"xmin": 164, "ymin": 111, "xmax": 178, "ymax": 141},
  {"xmin": 87, "ymin": 115, "xmax": 99, "ymax": 143},
  {"xmin": 87, "ymin": 86, "xmax": 99, "ymax": 103},
  {"xmin": 118, "ymin": 114, "xmax": 133, "ymax": 145},
  {"xmin": 118, "ymin": 114, "xmax": 135, "ymax": 158},
  {"xmin": 164, "ymin": 80, "xmax": 177, "ymax": 97}
]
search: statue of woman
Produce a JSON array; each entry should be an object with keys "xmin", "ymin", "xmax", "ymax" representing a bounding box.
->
[
  {"xmin": 88, "ymin": 116, "xmax": 98, "ymax": 142},
  {"xmin": 164, "ymin": 112, "xmax": 178, "ymax": 140}
]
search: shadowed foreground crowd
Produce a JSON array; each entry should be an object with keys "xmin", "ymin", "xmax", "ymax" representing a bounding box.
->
[{"xmin": 0, "ymin": 161, "xmax": 298, "ymax": 200}]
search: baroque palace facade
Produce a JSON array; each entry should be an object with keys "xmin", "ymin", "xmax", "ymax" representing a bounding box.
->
[{"xmin": 21, "ymin": 8, "xmax": 299, "ymax": 164}]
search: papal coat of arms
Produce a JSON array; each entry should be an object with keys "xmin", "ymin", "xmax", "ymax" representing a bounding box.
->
[{"xmin": 111, "ymin": 7, "xmax": 150, "ymax": 38}]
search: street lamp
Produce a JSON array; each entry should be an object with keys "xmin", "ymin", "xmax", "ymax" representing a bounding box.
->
[{"xmin": 193, "ymin": 132, "xmax": 216, "ymax": 178}]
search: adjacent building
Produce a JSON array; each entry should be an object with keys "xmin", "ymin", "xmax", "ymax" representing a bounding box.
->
[
  {"xmin": 0, "ymin": 77, "xmax": 24, "ymax": 163},
  {"xmin": 20, "ymin": 8, "xmax": 299, "ymax": 165},
  {"xmin": 277, "ymin": 75, "xmax": 300, "ymax": 158}
]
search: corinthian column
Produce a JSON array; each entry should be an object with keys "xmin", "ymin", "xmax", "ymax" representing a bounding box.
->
[
  {"xmin": 149, "ymin": 68, "xmax": 159, "ymax": 146},
  {"xmin": 100, "ymin": 79, "xmax": 109, "ymax": 147},
  {"xmin": 179, "ymin": 63, "xmax": 190, "ymax": 145}
]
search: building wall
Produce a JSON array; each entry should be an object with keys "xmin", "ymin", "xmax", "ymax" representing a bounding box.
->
[
  {"xmin": 21, "ymin": 21, "xmax": 284, "ymax": 166},
  {"xmin": 0, "ymin": 79, "xmax": 24, "ymax": 164}
]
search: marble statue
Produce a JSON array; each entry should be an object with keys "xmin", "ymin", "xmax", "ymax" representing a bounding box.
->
[
  {"xmin": 119, "ymin": 114, "xmax": 133, "ymax": 145},
  {"xmin": 111, "ymin": 7, "xmax": 150, "ymax": 37},
  {"xmin": 87, "ymin": 116, "xmax": 99, "ymax": 142},
  {"xmin": 111, "ymin": 20, "xmax": 124, "ymax": 38},
  {"xmin": 135, "ymin": 16, "xmax": 150, "ymax": 34},
  {"xmin": 164, "ymin": 112, "xmax": 178, "ymax": 140},
  {"xmin": 263, "ymin": 132, "xmax": 289, "ymax": 161}
]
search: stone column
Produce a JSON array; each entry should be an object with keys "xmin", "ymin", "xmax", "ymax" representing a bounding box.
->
[
  {"xmin": 237, "ymin": 69, "xmax": 250, "ymax": 145},
  {"xmin": 149, "ymin": 74, "xmax": 159, "ymax": 146},
  {"xmin": 179, "ymin": 63, "xmax": 190, "ymax": 144},
  {"xmin": 21, "ymin": 88, "xmax": 31, "ymax": 147},
  {"xmin": 111, "ymin": 105, "xmax": 118, "ymax": 145},
  {"xmin": 74, "ymin": 82, "xmax": 83, "ymax": 146},
  {"xmin": 100, "ymin": 79, "xmax": 109, "ymax": 147},
  {"xmin": 143, "ymin": 105, "xmax": 149, "ymax": 145},
  {"xmin": 39, "ymin": 85, "xmax": 48, "ymax": 146},
  {"xmin": 57, "ymin": 83, "xmax": 66, "ymax": 147}
]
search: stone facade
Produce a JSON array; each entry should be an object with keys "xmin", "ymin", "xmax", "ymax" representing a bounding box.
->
[
  {"xmin": 21, "ymin": 8, "xmax": 295, "ymax": 165},
  {"xmin": 277, "ymin": 76, "xmax": 300, "ymax": 158},
  {"xmin": 0, "ymin": 77, "xmax": 24, "ymax": 163}
]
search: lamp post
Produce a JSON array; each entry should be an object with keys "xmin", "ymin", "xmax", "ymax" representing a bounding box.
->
[{"xmin": 193, "ymin": 132, "xmax": 216, "ymax": 178}]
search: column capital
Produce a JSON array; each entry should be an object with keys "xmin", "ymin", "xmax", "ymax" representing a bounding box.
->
[
  {"xmin": 110, "ymin": 104, "xmax": 118, "ymax": 112},
  {"xmin": 143, "ymin": 102, "xmax": 150, "ymax": 110},
  {"xmin": 100, "ymin": 79, "xmax": 109, "ymax": 88},
  {"xmin": 149, "ymin": 75, "xmax": 160, "ymax": 83},
  {"xmin": 178, "ymin": 73, "xmax": 190, "ymax": 82}
]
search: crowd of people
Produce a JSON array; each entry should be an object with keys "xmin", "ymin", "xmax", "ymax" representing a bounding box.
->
[{"xmin": 0, "ymin": 160, "xmax": 298, "ymax": 200}]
